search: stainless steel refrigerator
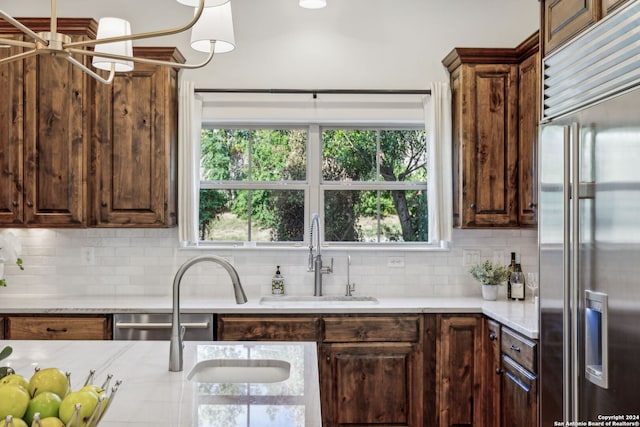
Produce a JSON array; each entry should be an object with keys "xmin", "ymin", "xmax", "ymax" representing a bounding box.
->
[{"xmin": 539, "ymin": 2, "xmax": 640, "ymax": 425}]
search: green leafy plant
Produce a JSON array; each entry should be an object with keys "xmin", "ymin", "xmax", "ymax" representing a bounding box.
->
[{"xmin": 469, "ymin": 260, "xmax": 510, "ymax": 286}]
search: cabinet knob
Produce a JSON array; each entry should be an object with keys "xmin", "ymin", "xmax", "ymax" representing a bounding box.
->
[
  {"xmin": 26, "ymin": 201, "xmax": 33, "ymax": 208},
  {"xmin": 509, "ymin": 344, "xmax": 521, "ymax": 352},
  {"xmin": 12, "ymin": 201, "xmax": 18, "ymax": 207},
  {"xmin": 489, "ymin": 332, "xmax": 498, "ymax": 341},
  {"xmin": 469, "ymin": 203, "xmax": 476, "ymax": 210},
  {"xmin": 101, "ymin": 202, "xmax": 107, "ymax": 208},
  {"xmin": 496, "ymin": 368, "xmax": 503, "ymax": 375},
  {"xmin": 326, "ymin": 355, "xmax": 330, "ymax": 363},
  {"xmin": 528, "ymin": 202, "xmax": 537, "ymax": 208}
]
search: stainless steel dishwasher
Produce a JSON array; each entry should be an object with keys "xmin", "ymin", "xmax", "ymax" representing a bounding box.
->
[{"xmin": 113, "ymin": 313, "xmax": 214, "ymax": 341}]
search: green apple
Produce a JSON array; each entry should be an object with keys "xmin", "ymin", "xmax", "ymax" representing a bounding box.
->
[
  {"xmin": 28, "ymin": 367, "xmax": 69, "ymax": 399},
  {"xmin": 1, "ymin": 373, "xmax": 29, "ymax": 390},
  {"xmin": 80, "ymin": 384, "xmax": 105, "ymax": 398},
  {"xmin": 39, "ymin": 417, "xmax": 66, "ymax": 427},
  {"xmin": 0, "ymin": 383, "xmax": 30, "ymax": 419},
  {"xmin": 59, "ymin": 390, "xmax": 99, "ymax": 427},
  {"xmin": 24, "ymin": 390, "xmax": 63, "ymax": 425}
]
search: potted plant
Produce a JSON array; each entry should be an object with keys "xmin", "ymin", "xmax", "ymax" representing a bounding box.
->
[{"xmin": 469, "ymin": 260, "xmax": 510, "ymax": 301}]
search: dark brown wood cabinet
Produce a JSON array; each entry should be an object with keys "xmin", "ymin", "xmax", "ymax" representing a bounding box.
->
[
  {"xmin": 0, "ymin": 317, "xmax": 4, "ymax": 340},
  {"xmin": 436, "ymin": 314, "xmax": 482, "ymax": 427},
  {"xmin": 217, "ymin": 313, "xmax": 424, "ymax": 427},
  {"xmin": 481, "ymin": 318, "xmax": 502, "ymax": 427},
  {"xmin": 5, "ymin": 315, "xmax": 112, "ymax": 340},
  {"xmin": 91, "ymin": 47, "xmax": 181, "ymax": 227},
  {"xmin": 321, "ymin": 316, "xmax": 423, "ymax": 427},
  {"xmin": 0, "ymin": 19, "xmax": 96, "ymax": 227},
  {"xmin": 500, "ymin": 327, "xmax": 538, "ymax": 427},
  {"xmin": 443, "ymin": 33, "xmax": 539, "ymax": 228}
]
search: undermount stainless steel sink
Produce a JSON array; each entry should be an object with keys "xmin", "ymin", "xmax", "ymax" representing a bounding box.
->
[
  {"xmin": 187, "ymin": 359, "xmax": 291, "ymax": 384},
  {"xmin": 259, "ymin": 295, "xmax": 379, "ymax": 305}
]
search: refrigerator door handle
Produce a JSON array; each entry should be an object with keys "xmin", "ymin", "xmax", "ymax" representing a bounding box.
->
[
  {"xmin": 562, "ymin": 124, "xmax": 572, "ymax": 423},
  {"xmin": 570, "ymin": 122, "xmax": 581, "ymax": 423}
]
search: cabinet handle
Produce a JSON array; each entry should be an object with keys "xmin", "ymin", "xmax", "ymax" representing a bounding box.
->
[
  {"xmin": 469, "ymin": 203, "xmax": 476, "ymax": 210},
  {"xmin": 326, "ymin": 356, "xmax": 330, "ymax": 363},
  {"xmin": 489, "ymin": 332, "xmax": 498, "ymax": 341},
  {"xmin": 26, "ymin": 201, "xmax": 33, "ymax": 208},
  {"xmin": 12, "ymin": 201, "xmax": 18, "ymax": 207},
  {"xmin": 46, "ymin": 327, "xmax": 68, "ymax": 333},
  {"xmin": 496, "ymin": 368, "xmax": 503, "ymax": 375},
  {"xmin": 509, "ymin": 344, "xmax": 521, "ymax": 352},
  {"xmin": 528, "ymin": 202, "xmax": 537, "ymax": 208},
  {"xmin": 101, "ymin": 202, "xmax": 107, "ymax": 208}
]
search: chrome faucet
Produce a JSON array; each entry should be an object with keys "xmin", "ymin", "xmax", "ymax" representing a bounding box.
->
[
  {"xmin": 345, "ymin": 255, "xmax": 356, "ymax": 297},
  {"xmin": 169, "ymin": 255, "xmax": 247, "ymax": 372},
  {"xmin": 308, "ymin": 213, "xmax": 333, "ymax": 296}
]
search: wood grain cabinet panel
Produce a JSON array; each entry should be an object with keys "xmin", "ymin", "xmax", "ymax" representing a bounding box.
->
[
  {"xmin": 0, "ymin": 317, "xmax": 4, "ymax": 340},
  {"xmin": 6, "ymin": 315, "xmax": 112, "ymax": 340},
  {"xmin": 92, "ymin": 47, "xmax": 181, "ymax": 227},
  {"xmin": 443, "ymin": 33, "xmax": 539, "ymax": 228},
  {"xmin": 436, "ymin": 315, "xmax": 482, "ymax": 427},
  {"xmin": 601, "ymin": 0, "xmax": 632, "ymax": 16},
  {"xmin": 320, "ymin": 343, "xmax": 420, "ymax": 426},
  {"xmin": 323, "ymin": 315, "xmax": 420, "ymax": 342},
  {"xmin": 217, "ymin": 315, "xmax": 320, "ymax": 341},
  {"xmin": 501, "ymin": 355, "xmax": 538, "ymax": 427},
  {"xmin": 481, "ymin": 319, "xmax": 502, "ymax": 427},
  {"xmin": 0, "ymin": 19, "xmax": 96, "ymax": 227},
  {"xmin": 543, "ymin": 0, "xmax": 598, "ymax": 54}
]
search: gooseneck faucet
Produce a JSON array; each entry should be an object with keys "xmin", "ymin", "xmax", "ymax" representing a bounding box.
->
[
  {"xmin": 169, "ymin": 255, "xmax": 247, "ymax": 372},
  {"xmin": 308, "ymin": 213, "xmax": 333, "ymax": 296}
]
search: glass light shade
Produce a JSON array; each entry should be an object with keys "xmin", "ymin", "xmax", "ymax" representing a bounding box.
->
[
  {"xmin": 299, "ymin": 0, "xmax": 327, "ymax": 9},
  {"xmin": 176, "ymin": 0, "xmax": 229, "ymax": 6},
  {"xmin": 92, "ymin": 17, "xmax": 134, "ymax": 72},
  {"xmin": 190, "ymin": 3, "xmax": 235, "ymax": 54}
]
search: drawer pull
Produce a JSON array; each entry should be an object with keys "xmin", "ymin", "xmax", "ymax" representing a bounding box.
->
[
  {"xmin": 509, "ymin": 344, "xmax": 521, "ymax": 352},
  {"xmin": 46, "ymin": 327, "xmax": 68, "ymax": 333},
  {"xmin": 489, "ymin": 332, "xmax": 498, "ymax": 341},
  {"xmin": 496, "ymin": 368, "xmax": 503, "ymax": 375}
]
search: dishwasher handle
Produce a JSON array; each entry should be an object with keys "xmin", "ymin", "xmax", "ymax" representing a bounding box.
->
[{"xmin": 115, "ymin": 322, "xmax": 210, "ymax": 330}]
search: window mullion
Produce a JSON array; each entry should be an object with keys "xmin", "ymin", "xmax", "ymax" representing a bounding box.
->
[{"xmin": 308, "ymin": 124, "xmax": 321, "ymax": 243}]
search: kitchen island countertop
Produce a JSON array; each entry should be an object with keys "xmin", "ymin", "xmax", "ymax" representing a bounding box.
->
[
  {"xmin": 0, "ymin": 295, "xmax": 539, "ymax": 339},
  {"xmin": 1, "ymin": 340, "xmax": 321, "ymax": 427}
]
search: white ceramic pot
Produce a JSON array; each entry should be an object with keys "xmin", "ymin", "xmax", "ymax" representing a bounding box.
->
[{"xmin": 481, "ymin": 284, "xmax": 499, "ymax": 301}]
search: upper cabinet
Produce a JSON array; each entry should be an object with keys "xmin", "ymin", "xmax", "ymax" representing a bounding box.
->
[
  {"xmin": 442, "ymin": 32, "xmax": 539, "ymax": 228},
  {"xmin": 0, "ymin": 18, "xmax": 180, "ymax": 228},
  {"xmin": 542, "ymin": 0, "xmax": 632, "ymax": 54},
  {"xmin": 91, "ymin": 47, "xmax": 181, "ymax": 227},
  {"xmin": 0, "ymin": 19, "xmax": 96, "ymax": 227}
]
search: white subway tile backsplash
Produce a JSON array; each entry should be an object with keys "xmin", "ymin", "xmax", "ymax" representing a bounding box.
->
[{"xmin": 1, "ymin": 227, "xmax": 537, "ymax": 299}]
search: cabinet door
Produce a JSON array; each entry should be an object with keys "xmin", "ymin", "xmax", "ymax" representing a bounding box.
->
[
  {"xmin": 543, "ymin": 0, "xmax": 598, "ymax": 54},
  {"xmin": 0, "ymin": 317, "xmax": 4, "ymax": 340},
  {"xmin": 0, "ymin": 36, "xmax": 24, "ymax": 225},
  {"xmin": 601, "ymin": 0, "xmax": 631, "ymax": 16},
  {"xmin": 436, "ymin": 315, "xmax": 482, "ymax": 427},
  {"xmin": 518, "ymin": 51, "xmax": 539, "ymax": 226},
  {"xmin": 6, "ymin": 316, "xmax": 112, "ymax": 340},
  {"xmin": 23, "ymin": 36, "xmax": 88, "ymax": 226},
  {"xmin": 481, "ymin": 319, "xmax": 501, "ymax": 427},
  {"xmin": 501, "ymin": 355, "xmax": 538, "ymax": 427},
  {"xmin": 321, "ymin": 343, "xmax": 420, "ymax": 427},
  {"xmin": 457, "ymin": 63, "xmax": 519, "ymax": 227},
  {"xmin": 92, "ymin": 48, "xmax": 179, "ymax": 227}
]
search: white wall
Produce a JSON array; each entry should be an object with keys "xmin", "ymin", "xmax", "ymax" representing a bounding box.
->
[
  {"xmin": 1, "ymin": 0, "xmax": 539, "ymax": 300},
  {"xmin": 4, "ymin": 0, "xmax": 540, "ymax": 88}
]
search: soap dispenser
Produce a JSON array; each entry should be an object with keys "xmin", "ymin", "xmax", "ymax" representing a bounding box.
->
[{"xmin": 271, "ymin": 266, "xmax": 285, "ymax": 296}]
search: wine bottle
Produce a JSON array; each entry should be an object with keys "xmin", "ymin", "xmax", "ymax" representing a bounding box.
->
[
  {"xmin": 507, "ymin": 252, "xmax": 516, "ymax": 300},
  {"xmin": 511, "ymin": 254, "xmax": 525, "ymax": 301}
]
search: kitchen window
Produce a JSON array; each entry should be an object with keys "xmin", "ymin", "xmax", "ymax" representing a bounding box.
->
[
  {"xmin": 198, "ymin": 124, "xmax": 428, "ymax": 246},
  {"xmin": 180, "ymin": 85, "xmax": 451, "ymax": 248}
]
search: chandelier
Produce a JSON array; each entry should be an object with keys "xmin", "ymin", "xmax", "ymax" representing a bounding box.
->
[{"xmin": 0, "ymin": 0, "xmax": 235, "ymax": 84}]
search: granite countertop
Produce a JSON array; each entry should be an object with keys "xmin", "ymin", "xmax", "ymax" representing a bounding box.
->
[
  {"xmin": 0, "ymin": 295, "xmax": 539, "ymax": 339},
  {"xmin": 1, "ymin": 340, "xmax": 321, "ymax": 427}
]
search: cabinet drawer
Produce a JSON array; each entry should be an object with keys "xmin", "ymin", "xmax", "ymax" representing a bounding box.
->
[
  {"xmin": 323, "ymin": 316, "xmax": 420, "ymax": 343},
  {"xmin": 501, "ymin": 327, "xmax": 537, "ymax": 373},
  {"xmin": 218, "ymin": 316, "xmax": 320, "ymax": 341},
  {"xmin": 6, "ymin": 316, "xmax": 111, "ymax": 340}
]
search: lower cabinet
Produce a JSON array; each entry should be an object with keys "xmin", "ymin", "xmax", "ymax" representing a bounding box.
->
[
  {"xmin": 320, "ymin": 315, "xmax": 423, "ymax": 427},
  {"xmin": 0, "ymin": 317, "xmax": 4, "ymax": 339},
  {"xmin": 436, "ymin": 314, "xmax": 483, "ymax": 427},
  {"xmin": 481, "ymin": 318, "xmax": 502, "ymax": 427},
  {"xmin": 5, "ymin": 315, "xmax": 112, "ymax": 340}
]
